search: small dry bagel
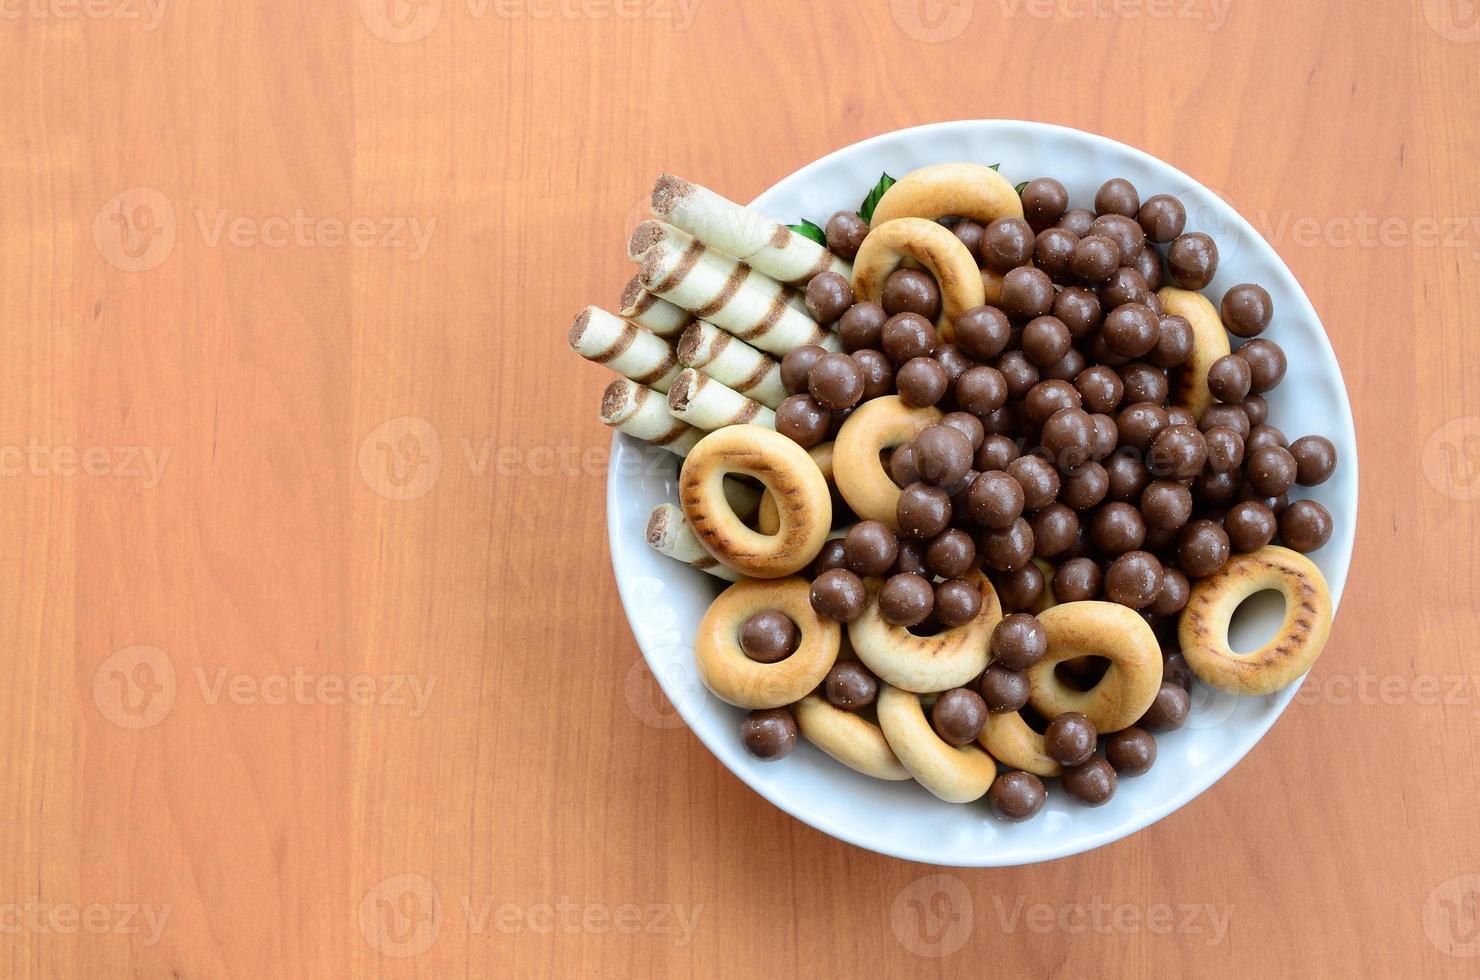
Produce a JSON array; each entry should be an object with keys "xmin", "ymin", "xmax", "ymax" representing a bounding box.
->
[
  {"xmin": 757, "ymin": 442, "xmax": 834, "ymax": 535},
  {"xmin": 852, "ymin": 218, "xmax": 986, "ymax": 335},
  {"xmin": 1179, "ymin": 545, "xmax": 1333, "ymax": 695},
  {"xmin": 794, "ymin": 694, "xmax": 912, "ymax": 781},
  {"xmin": 1024, "ymin": 601, "xmax": 1163, "ymax": 733},
  {"xmin": 832, "ymin": 396, "xmax": 942, "ymax": 530},
  {"xmin": 870, "ymin": 162, "xmax": 1025, "ymax": 227},
  {"xmin": 680, "ymin": 424, "xmax": 831, "ymax": 578},
  {"xmin": 977, "ymin": 710, "xmax": 1062, "ymax": 778},
  {"xmin": 849, "ymin": 570, "xmax": 1001, "ymax": 693},
  {"xmin": 876, "ymin": 685, "xmax": 997, "ymax": 803},
  {"xmin": 694, "ymin": 577, "xmax": 840, "ymax": 709},
  {"xmin": 1158, "ymin": 286, "xmax": 1231, "ymax": 422}
]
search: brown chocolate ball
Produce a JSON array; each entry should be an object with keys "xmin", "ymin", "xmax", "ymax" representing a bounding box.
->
[
  {"xmin": 939, "ymin": 411, "xmax": 986, "ymax": 451},
  {"xmin": 824, "ymin": 660, "xmax": 878, "ymax": 711},
  {"xmin": 1021, "ymin": 177, "xmax": 1069, "ymax": 232},
  {"xmin": 1238, "ymin": 338, "xmax": 1287, "ymax": 393},
  {"xmin": 1289, "ymin": 435, "xmax": 1337, "ymax": 486},
  {"xmin": 808, "ymin": 352, "xmax": 865, "ymax": 411},
  {"xmin": 1148, "ymin": 567, "xmax": 1190, "ymax": 616},
  {"xmin": 1177, "ymin": 519, "xmax": 1230, "ymax": 578},
  {"xmin": 1207, "ymin": 353, "xmax": 1252, "ymax": 404},
  {"xmin": 1137, "ymin": 194, "xmax": 1186, "ymax": 243},
  {"xmin": 1167, "ymin": 232, "xmax": 1219, "ymax": 290},
  {"xmin": 1242, "ymin": 395, "xmax": 1270, "ymax": 427},
  {"xmin": 776, "ymin": 394, "xmax": 831, "ymax": 448},
  {"xmin": 1053, "ymin": 557, "xmax": 1102, "ymax": 601},
  {"xmin": 1042, "ymin": 407, "xmax": 1096, "ymax": 472},
  {"xmin": 1246, "ymin": 424, "xmax": 1287, "ymax": 453},
  {"xmin": 1031, "ymin": 504, "xmax": 1080, "ymax": 557},
  {"xmin": 1104, "ymin": 448, "xmax": 1150, "ymax": 503},
  {"xmin": 1057, "ymin": 207, "xmax": 1096, "ymax": 238},
  {"xmin": 1204, "ymin": 426, "xmax": 1246, "ymax": 475},
  {"xmin": 979, "ymin": 663, "xmax": 1031, "ymax": 714},
  {"xmin": 1102, "ymin": 303, "xmax": 1160, "ymax": 359},
  {"xmin": 1008, "ymin": 454, "xmax": 1060, "ymax": 511},
  {"xmin": 1119, "ymin": 362, "xmax": 1169, "ymax": 406},
  {"xmin": 1141, "ymin": 480, "xmax": 1194, "ymax": 531},
  {"xmin": 892, "ymin": 538, "xmax": 930, "ymax": 577},
  {"xmin": 954, "ymin": 305, "xmax": 1012, "ymax": 361},
  {"xmin": 936, "ymin": 579, "xmax": 983, "ymax": 627},
  {"xmin": 1023, "ymin": 316, "xmax": 1073, "ymax": 367},
  {"xmin": 882, "ymin": 268, "xmax": 942, "ymax": 320},
  {"xmin": 953, "ymin": 218, "xmax": 984, "ymax": 254},
  {"xmin": 879, "ymin": 573, "xmax": 935, "ymax": 626},
  {"xmin": 1163, "ymin": 652, "xmax": 1194, "ymax": 690},
  {"xmin": 1220, "ymin": 283, "xmax": 1273, "ymax": 338},
  {"xmin": 981, "ymin": 517, "xmax": 1034, "ymax": 571},
  {"xmin": 805, "ymin": 271, "xmax": 854, "ymax": 324},
  {"xmin": 1140, "ymin": 681, "xmax": 1191, "ymax": 731},
  {"xmin": 1094, "ymin": 177, "xmax": 1140, "ymax": 217},
  {"xmin": 1091, "ymin": 214, "xmax": 1147, "ymax": 265},
  {"xmin": 896, "ymin": 357, "xmax": 950, "ymax": 408},
  {"xmin": 844, "ymin": 521, "xmax": 900, "ymax": 577},
  {"xmin": 1075, "ymin": 365, "xmax": 1124, "ymax": 415},
  {"xmin": 851, "ymin": 349, "xmax": 895, "ymax": 400},
  {"xmin": 897, "ymin": 483, "xmax": 953, "ymax": 540},
  {"xmin": 1071, "ymin": 234, "xmax": 1121, "ymax": 284},
  {"xmin": 1246, "ymin": 445, "xmax": 1298, "ymax": 497},
  {"xmin": 926, "ymin": 529, "xmax": 976, "ymax": 579},
  {"xmin": 1045, "ymin": 711, "xmax": 1098, "ymax": 766},
  {"xmin": 780, "ymin": 344, "xmax": 826, "ymax": 394},
  {"xmin": 955, "ymin": 365, "xmax": 1009, "ymax": 418},
  {"xmin": 1117, "ymin": 402, "xmax": 1170, "ymax": 453},
  {"xmin": 1054, "ymin": 286, "xmax": 1103, "ymax": 338},
  {"xmin": 889, "ymin": 442, "xmax": 922, "ymax": 488},
  {"xmin": 839, "ymin": 301, "xmax": 887, "ymax": 352},
  {"xmin": 914, "ymin": 424, "xmax": 974, "ymax": 487},
  {"xmin": 967, "ymin": 470, "xmax": 1026, "ymax": 530},
  {"xmin": 991, "ymin": 612, "xmax": 1047, "ymax": 670},
  {"xmin": 1035, "ymin": 227, "xmax": 1079, "ymax": 284},
  {"xmin": 989, "ymin": 770, "xmax": 1047, "ymax": 821},
  {"xmin": 1150, "ymin": 314, "xmax": 1194, "ymax": 369},
  {"xmin": 982, "ymin": 216, "xmax": 1036, "ymax": 273},
  {"xmin": 739, "ymin": 610, "xmax": 798, "ymax": 664},
  {"xmin": 1059, "ymin": 461, "xmax": 1110, "ymax": 511},
  {"xmin": 1224, "ymin": 500, "xmax": 1277, "ymax": 553},
  {"xmin": 1150, "ymin": 424, "xmax": 1208, "ymax": 480},
  {"xmin": 1279, "ymin": 499, "xmax": 1333, "ymax": 552},
  {"xmin": 1201, "ymin": 403, "xmax": 1251, "ymax": 440},
  {"xmin": 932, "ymin": 688, "xmax": 989, "ymax": 746},
  {"xmin": 1105, "ymin": 726, "xmax": 1157, "ymax": 775},
  {"xmin": 975, "ymin": 433, "xmax": 1020, "ymax": 472},
  {"xmin": 810, "ymin": 569, "xmax": 867, "ymax": 622},
  {"xmin": 1100, "ymin": 266, "xmax": 1152, "ymax": 310},
  {"xmin": 996, "ymin": 562, "xmax": 1046, "ymax": 612},
  {"xmin": 1063, "ymin": 757, "xmax": 1117, "ymax": 806},
  {"xmin": 1105, "ymin": 551, "xmax": 1165, "ymax": 609},
  {"xmin": 810, "ymin": 538, "xmax": 848, "ymax": 576},
  {"xmin": 825, "ymin": 211, "xmax": 869, "ymax": 261},
  {"xmin": 1130, "ymin": 244, "xmax": 1165, "ymax": 290},
  {"xmin": 741, "ymin": 708, "xmax": 798, "ymax": 761},
  {"xmin": 1000, "ymin": 267, "xmax": 1056, "ymax": 319},
  {"xmin": 1090, "ymin": 502, "xmax": 1146, "ymax": 555},
  {"xmin": 881, "ymin": 312, "xmax": 937, "ymax": 365},
  {"xmin": 1024, "ymin": 380, "xmax": 1081, "ymax": 427}
]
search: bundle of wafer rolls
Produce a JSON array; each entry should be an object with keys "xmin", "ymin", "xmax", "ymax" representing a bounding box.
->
[{"xmin": 568, "ymin": 173, "xmax": 853, "ymax": 577}]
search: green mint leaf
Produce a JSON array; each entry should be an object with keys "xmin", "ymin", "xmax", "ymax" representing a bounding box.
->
[
  {"xmin": 990, "ymin": 163, "xmax": 1001, "ymax": 171},
  {"xmin": 1015, "ymin": 180, "xmax": 1029, "ymax": 195},
  {"xmin": 858, "ymin": 172, "xmax": 897, "ymax": 225},
  {"xmin": 787, "ymin": 219, "xmax": 827, "ymax": 245}
]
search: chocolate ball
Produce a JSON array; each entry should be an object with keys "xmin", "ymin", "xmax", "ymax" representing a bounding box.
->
[
  {"xmin": 1238, "ymin": 338, "xmax": 1287, "ymax": 393},
  {"xmin": 1105, "ymin": 550, "xmax": 1164, "ymax": 609},
  {"xmin": 982, "ymin": 216, "xmax": 1036, "ymax": 273},
  {"xmin": 896, "ymin": 357, "xmax": 950, "ymax": 408},
  {"xmin": 1024, "ymin": 379, "xmax": 1082, "ymax": 426},
  {"xmin": 1177, "ymin": 519, "xmax": 1230, "ymax": 578},
  {"xmin": 1105, "ymin": 726, "xmax": 1156, "ymax": 775},
  {"xmin": 1100, "ymin": 266, "xmax": 1152, "ymax": 310},
  {"xmin": 979, "ymin": 663, "xmax": 1031, "ymax": 713},
  {"xmin": 824, "ymin": 211, "xmax": 868, "ymax": 261},
  {"xmin": 882, "ymin": 268, "xmax": 942, "ymax": 320},
  {"xmin": 1035, "ymin": 227, "xmax": 1079, "ymax": 284},
  {"xmin": 1224, "ymin": 500, "xmax": 1277, "ymax": 553},
  {"xmin": 967, "ymin": 470, "xmax": 1026, "ymax": 530},
  {"xmin": 1041, "ymin": 407, "xmax": 1096, "ymax": 472},
  {"xmin": 1075, "ymin": 365, "xmax": 1124, "ymax": 415},
  {"xmin": 844, "ymin": 521, "xmax": 900, "ymax": 577},
  {"xmin": 1091, "ymin": 502, "xmax": 1147, "ymax": 556},
  {"xmin": 935, "ymin": 578, "xmax": 983, "ymax": 627},
  {"xmin": 996, "ymin": 562, "xmax": 1046, "ymax": 612},
  {"xmin": 1204, "ymin": 426, "xmax": 1246, "ymax": 475},
  {"xmin": 879, "ymin": 573, "xmax": 935, "ymax": 627},
  {"xmin": 1105, "ymin": 448, "xmax": 1150, "ymax": 503},
  {"xmin": 741, "ymin": 708, "xmax": 798, "ymax": 761},
  {"xmin": 1289, "ymin": 435, "xmax": 1337, "ymax": 486},
  {"xmin": 1207, "ymin": 353, "xmax": 1253, "ymax": 404},
  {"xmin": 810, "ymin": 569, "xmax": 867, "ymax": 622},
  {"xmin": 1118, "ymin": 362, "xmax": 1168, "ymax": 407},
  {"xmin": 780, "ymin": 344, "xmax": 826, "ymax": 394},
  {"xmin": 1102, "ymin": 303, "xmax": 1160, "ymax": 359},
  {"xmin": 1071, "ymin": 235, "xmax": 1120, "ymax": 284},
  {"xmin": 776, "ymin": 394, "xmax": 830, "ymax": 448},
  {"xmin": 955, "ymin": 365, "xmax": 1009, "ymax": 418},
  {"xmin": 1140, "ymin": 681, "xmax": 1190, "ymax": 731},
  {"xmin": 941, "ymin": 411, "xmax": 986, "ymax": 450},
  {"xmin": 1021, "ymin": 177, "xmax": 1069, "ymax": 231},
  {"xmin": 839, "ymin": 301, "xmax": 887, "ymax": 351},
  {"xmin": 851, "ymin": 348, "xmax": 895, "ymax": 400},
  {"xmin": 1053, "ymin": 557, "xmax": 1102, "ymax": 601},
  {"xmin": 954, "ymin": 305, "xmax": 1012, "ymax": 361},
  {"xmin": 1031, "ymin": 503, "xmax": 1080, "ymax": 558},
  {"xmin": 1060, "ymin": 462, "xmax": 1110, "ymax": 511},
  {"xmin": 808, "ymin": 352, "xmax": 865, "ymax": 410},
  {"xmin": 1150, "ymin": 314, "xmax": 1194, "ymax": 369},
  {"xmin": 881, "ymin": 312, "xmax": 937, "ymax": 365},
  {"xmin": 1045, "ymin": 711, "xmax": 1098, "ymax": 766},
  {"xmin": 805, "ymin": 271, "xmax": 853, "ymax": 324},
  {"xmin": 1279, "ymin": 499, "xmax": 1333, "ymax": 552},
  {"xmin": 989, "ymin": 770, "xmax": 1047, "ymax": 821},
  {"xmin": 897, "ymin": 483, "xmax": 953, "ymax": 540},
  {"xmin": 1117, "ymin": 402, "xmax": 1170, "ymax": 453},
  {"xmin": 1023, "ymin": 316, "xmax": 1073, "ymax": 367},
  {"xmin": 1167, "ymin": 232, "xmax": 1219, "ymax": 290},
  {"xmin": 1062, "ymin": 757, "xmax": 1117, "ymax": 806},
  {"xmin": 1008, "ymin": 454, "xmax": 1060, "ymax": 511},
  {"xmin": 991, "ymin": 612, "xmax": 1047, "ymax": 670},
  {"xmin": 931, "ymin": 688, "xmax": 989, "ymax": 746},
  {"xmin": 914, "ymin": 424, "xmax": 974, "ymax": 487},
  {"xmin": 810, "ymin": 538, "xmax": 848, "ymax": 576},
  {"xmin": 953, "ymin": 218, "xmax": 984, "ymax": 255},
  {"xmin": 1150, "ymin": 424, "xmax": 1208, "ymax": 480},
  {"xmin": 981, "ymin": 518, "xmax": 1034, "ymax": 571},
  {"xmin": 1137, "ymin": 194, "xmax": 1186, "ymax": 243},
  {"xmin": 1054, "ymin": 286, "xmax": 1103, "ymax": 338},
  {"xmin": 1163, "ymin": 652, "xmax": 1194, "ymax": 690},
  {"xmin": 926, "ymin": 529, "xmax": 976, "ymax": 579},
  {"xmin": 1000, "ymin": 267, "xmax": 1056, "ymax": 319},
  {"xmin": 1220, "ymin": 283, "xmax": 1273, "ymax": 338},
  {"xmin": 1141, "ymin": 480, "xmax": 1194, "ymax": 531},
  {"xmin": 1149, "ymin": 567, "xmax": 1190, "ymax": 616},
  {"xmin": 825, "ymin": 660, "xmax": 878, "ymax": 711},
  {"xmin": 995, "ymin": 351, "xmax": 1041, "ymax": 400},
  {"xmin": 1246, "ymin": 445, "xmax": 1298, "ymax": 497},
  {"xmin": 739, "ymin": 610, "xmax": 798, "ymax": 664}
]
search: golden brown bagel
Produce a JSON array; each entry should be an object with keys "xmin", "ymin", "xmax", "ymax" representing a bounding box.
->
[
  {"xmin": 757, "ymin": 442, "xmax": 834, "ymax": 536},
  {"xmin": 849, "ymin": 571, "xmax": 1002, "ymax": 693},
  {"xmin": 852, "ymin": 218, "xmax": 986, "ymax": 336},
  {"xmin": 978, "ymin": 710, "xmax": 1063, "ymax": 778},
  {"xmin": 693, "ymin": 577, "xmax": 840, "ymax": 709},
  {"xmin": 870, "ymin": 162, "xmax": 1025, "ymax": 227},
  {"xmin": 832, "ymin": 396, "xmax": 942, "ymax": 530},
  {"xmin": 876, "ymin": 685, "xmax": 997, "ymax": 803},
  {"xmin": 793, "ymin": 694, "xmax": 912, "ymax": 781},
  {"xmin": 1158, "ymin": 286, "xmax": 1231, "ymax": 422},
  {"xmin": 1024, "ymin": 601, "xmax": 1163, "ymax": 733}
]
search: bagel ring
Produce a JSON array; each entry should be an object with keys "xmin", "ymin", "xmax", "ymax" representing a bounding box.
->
[
  {"xmin": 693, "ymin": 577, "xmax": 840, "ymax": 709},
  {"xmin": 978, "ymin": 710, "xmax": 1062, "ymax": 778},
  {"xmin": 849, "ymin": 570, "xmax": 1001, "ymax": 693},
  {"xmin": 1024, "ymin": 601, "xmax": 1163, "ymax": 733},
  {"xmin": 832, "ymin": 396, "xmax": 942, "ymax": 530},
  {"xmin": 876, "ymin": 685, "xmax": 997, "ymax": 803},
  {"xmin": 1158, "ymin": 286, "xmax": 1231, "ymax": 422},
  {"xmin": 870, "ymin": 162, "xmax": 1025, "ymax": 227},
  {"xmin": 852, "ymin": 218, "xmax": 986, "ymax": 336},
  {"xmin": 794, "ymin": 694, "xmax": 911, "ymax": 781},
  {"xmin": 757, "ymin": 442, "xmax": 834, "ymax": 535},
  {"xmin": 680, "ymin": 424, "xmax": 831, "ymax": 578},
  {"xmin": 1178, "ymin": 545, "xmax": 1333, "ymax": 695}
]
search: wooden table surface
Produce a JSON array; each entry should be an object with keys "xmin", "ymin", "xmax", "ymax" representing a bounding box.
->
[{"xmin": 3, "ymin": 0, "xmax": 1478, "ymax": 976}]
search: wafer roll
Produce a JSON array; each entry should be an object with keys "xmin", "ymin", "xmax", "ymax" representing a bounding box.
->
[
  {"xmin": 569, "ymin": 307, "xmax": 682, "ymax": 392},
  {"xmin": 618, "ymin": 276, "xmax": 697, "ymax": 338},
  {"xmin": 599, "ymin": 378, "xmax": 702, "ymax": 455},
  {"xmin": 645, "ymin": 503, "xmax": 740, "ymax": 581},
  {"xmin": 677, "ymin": 321, "xmax": 787, "ymax": 410},
  {"xmin": 666, "ymin": 369, "xmax": 776, "ymax": 431},
  {"xmin": 630, "ymin": 221, "xmax": 841, "ymax": 357},
  {"xmin": 650, "ymin": 174, "xmax": 852, "ymax": 286}
]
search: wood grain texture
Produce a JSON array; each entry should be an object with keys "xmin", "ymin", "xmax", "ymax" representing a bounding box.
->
[{"xmin": 2, "ymin": 1, "xmax": 1477, "ymax": 976}]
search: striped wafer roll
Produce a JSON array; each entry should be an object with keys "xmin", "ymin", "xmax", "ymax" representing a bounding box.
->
[
  {"xmin": 666, "ymin": 369, "xmax": 776, "ymax": 431},
  {"xmin": 677, "ymin": 321, "xmax": 786, "ymax": 410},
  {"xmin": 599, "ymin": 378, "xmax": 702, "ymax": 455},
  {"xmin": 569, "ymin": 307, "xmax": 681, "ymax": 392},
  {"xmin": 618, "ymin": 276, "xmax": 696, "ymax": 338},
  {"xmin": 645, "ymin": 503, "xmax": 740, "ymax": 581},
  {"xmin": 650, "ymin": 174, "xmax": 852, "ymax": 286},
  {"xmin": 630, "ymin": 221, "xmax": 841, "ymax": 357}
]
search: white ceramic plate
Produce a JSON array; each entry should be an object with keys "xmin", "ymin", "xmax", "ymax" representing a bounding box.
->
[{"xmin": 606, "ymin": 120, "xmax": 1357, "ymax": 867}]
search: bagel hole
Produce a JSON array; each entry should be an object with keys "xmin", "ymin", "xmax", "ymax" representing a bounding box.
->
[
  {"xmin": 1054, "ymin": 656, "xmax": 1110, "ymax": 692},
  {"xmin": 906, "ymin": 619, "xmax": 947, "ymax": 639},
  {"xmin": 1227, "ymin": 589, "xmax": 1287, "ymax": 654},
  {"xmin": 1019, "ymin": 702, "xmax": 1051, "ymax": 734}
]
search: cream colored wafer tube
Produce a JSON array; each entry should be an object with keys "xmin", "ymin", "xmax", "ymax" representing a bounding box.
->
[
  {"xmin": 645, "ymin": 503, "xmax": 741, "ymax": 582},
  {"xmin": 677, "ymin": 321, "xmax": 787, "ymax": 410},
  {"xmin": 568, "ymin": 307, "xmax": 681, "ymax": 393},
  {"xmin": 599, "ymin": 378, "xmax": 702, "ymax": 455},
  {"xmin": 630, "ymin": 221, "xmax": 841, "ymax": 357},
  {"xmin": 618, "ymin": 276, "xmax": 696, "ymax": 338},
  {"xmin": 650, "ymin": 173, "xmax": 852, "ymax": 286},
  {"xmin": 666, "ymin": 369, "xmax": 776, "ymax": 431}
]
